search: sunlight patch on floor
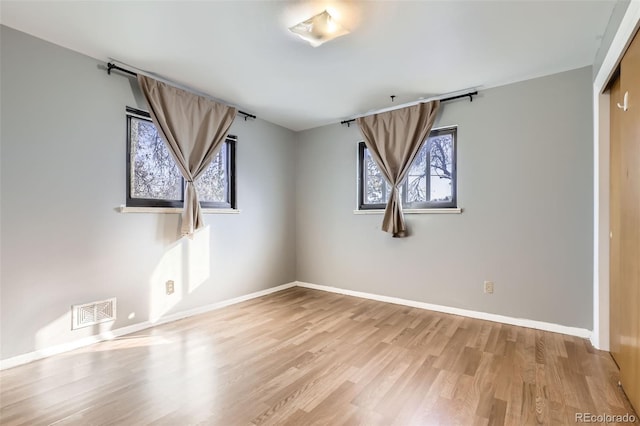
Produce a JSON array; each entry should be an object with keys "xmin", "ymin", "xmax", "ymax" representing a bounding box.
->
[{"xmin": 72, "ymin": 334, "xmax": 173, "ymax": 353}]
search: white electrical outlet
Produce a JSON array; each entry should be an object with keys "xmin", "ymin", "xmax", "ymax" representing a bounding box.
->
[
  {"xmin": 484, "ymin": 281, "xmax": 494, "ymax": 294},
  {"xmin": 166, "ymin": 280, "xmax": 175, "ymax": 295}
]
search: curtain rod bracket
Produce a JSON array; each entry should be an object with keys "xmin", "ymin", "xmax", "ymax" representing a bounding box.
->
[{"xmin": 238, "ymin": 111, "xmax": 256, "ymax": 121}]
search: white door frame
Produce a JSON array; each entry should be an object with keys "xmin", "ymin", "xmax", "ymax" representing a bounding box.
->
[{"xmin": 592, "ymin": 2, "xmax": 640, "ymax": 351}]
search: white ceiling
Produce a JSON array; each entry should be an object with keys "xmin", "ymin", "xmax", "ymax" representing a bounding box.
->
[{"xmin": 1, "ymin": 1, "xmax": 616, "ymax": 131}]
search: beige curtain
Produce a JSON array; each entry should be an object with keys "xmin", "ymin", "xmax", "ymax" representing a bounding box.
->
[
  {"xmin": 138, "ymin": 75, "xmax": 237, "ymax": 236},
  {"xmin": 357, "ymin": 101, "xmax": 440, "ymax": 237}
]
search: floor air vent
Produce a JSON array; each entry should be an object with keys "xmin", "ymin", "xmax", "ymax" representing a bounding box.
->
[{"xmin": 71, "ymin": 298, "xmax": 116, "ymax": 330}]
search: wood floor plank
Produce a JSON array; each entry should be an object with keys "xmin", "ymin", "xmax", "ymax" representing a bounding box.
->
[{"xmin": 0, "ymin": 287, "xmax": 637, "ymax": 425}]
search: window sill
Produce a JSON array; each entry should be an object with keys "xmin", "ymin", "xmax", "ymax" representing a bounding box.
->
[
  {"xmin": 353, "ymin": 208, "xmax": 462, "ymax": 215},
  {"xmin": 118, "ymin": 206, "xmax": 241, "ymax": 214}
]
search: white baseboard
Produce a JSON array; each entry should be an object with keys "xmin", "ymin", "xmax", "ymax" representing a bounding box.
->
[
  {"xmin": 0, "ymin": 282, "xmax": 296, "ymax": 370},
  {"xmin": 1, "ymin": 280, "xmax": 593, "ymax": 370},
  {"xmin": 295, "ymin": 281, "xmax": 592, "ymax": 340}
]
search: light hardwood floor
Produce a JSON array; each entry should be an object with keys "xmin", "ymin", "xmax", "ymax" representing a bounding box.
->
[{"xmin": 1, "ymin": 287, "xmax": 637, "ymax": 425}]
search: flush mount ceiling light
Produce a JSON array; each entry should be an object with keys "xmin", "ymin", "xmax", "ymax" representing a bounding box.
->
[{"xmin": 288, "ymin": 10, "xmax": 349, "ymax": 47}]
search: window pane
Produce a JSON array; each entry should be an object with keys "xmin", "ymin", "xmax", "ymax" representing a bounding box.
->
[
  {"xmin": 429, "ymin": 134, "xmax": 453, "ymax": 202},
  {"xmin": 358, "ymin": 128, "xmax": 455, "ymax": 210},
  {"xmin": 363, "ymin": 148, "xmax": 401, "ymax": 205},
  {"xmin": 130, "ymin": 117, "xmax": 182, "ymax": 200},
  {"xmin": 364, "ymin": 149, "xmax": 387, "ymax": 204},
  {"xmin": 195, "ymin": 144, "xmax": 228, "ymax": 203},
  {"xmin": 407, "ymin": 144, "xmax": 429, "ymax": 203}
]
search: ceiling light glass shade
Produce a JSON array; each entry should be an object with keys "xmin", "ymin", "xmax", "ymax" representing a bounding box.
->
[{"xmin": 289, "ymin": 10, "xmax": 349, "ymax": 47}]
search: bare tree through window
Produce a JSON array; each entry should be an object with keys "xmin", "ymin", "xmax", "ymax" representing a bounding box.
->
[
  {"xmin": 126, "ymin": 108, "xmax": 235, "ymax": 208},
  {"xmin": 359, "ymin": 127, "xmax": 456, "ymax": 209},
  {"xmin": 195, "ymin": 144, "xmax": 228, "ymax": 203},
  {"xmin": 130, "ymin": 117, "xmax": 182, "ymax": 200}
]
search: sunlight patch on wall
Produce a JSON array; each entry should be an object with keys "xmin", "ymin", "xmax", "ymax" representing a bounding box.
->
[
  {"xmin": 149, "ymin": 238, "xmax": 184, "ymax": 323},
  {"xmin": 35, "ymin": 311, "xmax": 113, "ymax": 351},
  {"xmin": 35, "ymin": 312, "xmax": 72, "ymax": 351},
  {"xmin": 187, "ymin": 226, "xmax": 211, "ymax": 294},
  {"xmin": 149, "ymin": 226, "xmax": 211, "ymax": 323}
]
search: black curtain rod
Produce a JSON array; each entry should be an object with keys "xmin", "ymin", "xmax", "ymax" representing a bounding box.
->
[
  {"xmin": 340, "ymin": 90, "xmax": 478, "ymax": 126},
  {"xmin": 107, "ymin": 63, "xmax": 257, "ymax": 121}
]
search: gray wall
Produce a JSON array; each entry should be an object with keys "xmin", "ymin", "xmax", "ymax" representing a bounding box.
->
[
  {"xmin": 0, "ymin": 24, "xmax": 596, "ymax": 362},
  {"xmin": 0, "ymin": 26, "xmax": 297, "ymax": 360},
  {"xmin": 296, "ymin": 67, "xmax": 594, "ymax": 329}
]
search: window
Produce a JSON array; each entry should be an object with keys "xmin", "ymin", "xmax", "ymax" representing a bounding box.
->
[
  {"xmin": 126, "ymin": 107, "xmax": 236, "ymax": 209},
  {"xmin": 358, "ymin": 126, "xmax": 457, "ymax": 209}
]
